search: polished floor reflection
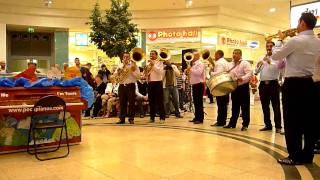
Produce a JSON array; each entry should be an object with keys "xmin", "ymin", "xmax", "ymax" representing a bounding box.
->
[{"xmin": 0, "ymin": 102, "xmax": 319, "ymax": 180}]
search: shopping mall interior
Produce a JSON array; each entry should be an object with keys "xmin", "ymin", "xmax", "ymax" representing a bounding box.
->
[{"xmin": 0, "ymin": 0, "xmax": 320, "ymax": 179}]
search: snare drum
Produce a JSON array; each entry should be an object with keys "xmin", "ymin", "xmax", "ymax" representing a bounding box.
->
[{"xmin": 207, "ymin": 72, "xmax": 238, "ymax": 96}]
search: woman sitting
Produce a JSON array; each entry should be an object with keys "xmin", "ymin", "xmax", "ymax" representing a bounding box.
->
[{"xmin": 101, "ymin": 76, "xmax": 119, "ymax": 117}]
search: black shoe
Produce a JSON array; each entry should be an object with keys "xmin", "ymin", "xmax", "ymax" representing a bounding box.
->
[
  {"xmin": 189, "ymin": 119, "xmax": 195, "ymax": 122},
  {"xmin": 241, "ymin": 126, "xmax": 248, "ymax": 131},
  {"xmin": 176, "ymin": 114, "xmax": 183, "ymax": 118},
  {"xmin": 116, "ymin": 121, "xmax": 125, "ymax": 124},
  {"xmin": 259, "ymin": 127, "xmax": 272, "ymax": 131},
  {"xmin": 277, "ymin": 157, "xmax": 302, "ymax": 165},
  {"xmin": 193, "ymin": 121, "xmax": 203, "ymax": 124},
  {"xmin": 211, "ymin": 122, "xmax": 225, "ymax": 127},
  {"xmin": 276, "ymin": 128, "xmax": 282, "ymax": 133},
  {"xmin": 129, "ymin": 119, "xmax": 134, "ymax": 124},
  {"xmin": 223, "ymin": 124, "xmax": 235, "ymax": 129}
]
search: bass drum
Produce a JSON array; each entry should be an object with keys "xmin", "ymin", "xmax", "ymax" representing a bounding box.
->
[{"xmin": 207, "ymin": 72, "xmax": 238, "ymax": 96}]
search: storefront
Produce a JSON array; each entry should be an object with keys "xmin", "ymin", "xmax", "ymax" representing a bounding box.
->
[
  {"xmin": 145, "ymin": 27, "xmax": 266, "ymax": 65},
  {"xmin": 68, "ymin": 31, "xmax": 143, "ymax": 75}
]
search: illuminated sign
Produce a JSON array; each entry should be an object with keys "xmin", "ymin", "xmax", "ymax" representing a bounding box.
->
[
  {"xmin": 291, "ymin": 2, "xmax": 320, "ymax": 28},
  {"xmin": 75, "ymin": 33, "xmax": 88, "ymax": 46},
  {"xmin": 219, "ymin": 37, "xmax": 259, "ymax": 49},
  {"xmin": 146, "ymin": 28, "xmax": 201, "ymax": 43}
]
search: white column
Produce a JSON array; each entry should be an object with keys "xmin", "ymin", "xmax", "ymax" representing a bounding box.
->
[{"xmin": 0, "ymin": 23, "xmax": 6, "ymax": 62}]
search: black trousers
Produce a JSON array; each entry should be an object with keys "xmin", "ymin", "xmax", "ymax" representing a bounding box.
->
[
  {"xmin": 229, "ymin": 83, "xmax": 250, "ymax": 127},
  {"xmin": 216, "ymin": 94, "xmax": 229, "ymax": 125},
  {"xmin": 192, "ymin": 83, "xmax": 204, "ymax": 122},
  {"xmin": 315, "ymin": 82, "xmax": 320, "ymax": 144},
  {"xmin": 148, "ymin": 81, "xmax": 166, "ymax": 120},
  {"xmin": 92, "ymin": 96, "xmax": 102, "ymax": 117},
  {"xmin": 119, "ymin": 83, "xmax": 136, "ymax": 121},
  {"xmin": 258, "ymin": 80, "xmax": 282, "ymax": 129},
  {"xmin": 206, "ymin": 87, "xmax": 214, "ymax": 103},
  {"xmin": 282, "ymin": 77, "xmax": 316, "ymax": 162}
]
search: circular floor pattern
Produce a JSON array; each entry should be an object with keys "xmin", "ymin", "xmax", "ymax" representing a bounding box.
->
[{"xmin": 83, "ymin": 122, "xmax": 320, "ymax": 180}]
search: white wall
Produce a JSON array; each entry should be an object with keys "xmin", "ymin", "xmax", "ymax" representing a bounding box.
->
[{"xmin": 0, "ymin": 23, "xmax": 6, "ymax": 62}]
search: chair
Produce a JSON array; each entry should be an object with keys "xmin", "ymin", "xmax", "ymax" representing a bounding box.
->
[{"xmin": 27, "ymin": 95, "xmax": 70, "ymax": 161}]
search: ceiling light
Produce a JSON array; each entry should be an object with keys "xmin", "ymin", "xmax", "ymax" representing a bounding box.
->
[
  {"xmin": 269, "ymin": 8, "xmax": 276, "ymax": 12},
  {"xmin": 44, "ymin": 0, "xmax": 53, "ymax": 7},
  {"xmin": 186, "ymin": 0, "xmax": 192, "ymax": 8}
]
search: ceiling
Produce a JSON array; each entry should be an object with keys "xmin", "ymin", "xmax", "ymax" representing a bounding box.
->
[
  {"xmin": 0, "ymin": 0, "xmax": 314, "ymax": 14},
  {"xmin": 0, "ymin": 0, "xmax": 316, "ymax": 32}
]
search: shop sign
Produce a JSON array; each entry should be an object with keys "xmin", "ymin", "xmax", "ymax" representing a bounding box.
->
[
  {"xmin": 291, "ymin": 1, "xmax": 320, "ymax": 28},
  {"xmin": 146, "ymin": 28, "xmax": 201, "ymax": 43},
  {"xmin": 219, "ymin": 36, "xmax": 260, "ymax": 49}
]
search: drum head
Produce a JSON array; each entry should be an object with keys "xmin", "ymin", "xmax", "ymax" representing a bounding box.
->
[{"xmin": 211, "ymin": 81, "xmax": 237, "ymax": 96}]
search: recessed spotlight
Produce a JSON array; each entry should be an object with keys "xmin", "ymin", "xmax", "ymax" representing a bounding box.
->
[
  {"xmin": 186, "ymin": 0, "xmax": 192, "ymax": 8},
  {"xmin": 269, "ymin": 8, "xmax": 276, "ymax": 12},
  {"xmin": 44, "ymin": 0, "xmax": 53, "ymax": 7}
]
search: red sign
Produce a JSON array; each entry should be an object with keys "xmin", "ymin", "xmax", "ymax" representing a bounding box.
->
[{"xmin": 146, "ymin": 28, "xmax": 201, "ymax": 43}]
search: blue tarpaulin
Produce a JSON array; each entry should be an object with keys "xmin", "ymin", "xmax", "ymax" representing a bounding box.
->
[{"xmin": 0, "ymin": 77, "xmax": 93, "ymax": 108}]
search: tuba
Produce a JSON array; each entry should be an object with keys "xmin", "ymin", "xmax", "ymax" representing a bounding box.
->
[
  {"xmin": 201, "ymin": 49, "xmax": 215, "ymax": 68},
  {"xmin": 116, "ymin": 48, "xmax": 144, "ymax": 83},
  {"xmin": 265, "ymin": 28, "xmax": 297, "ymax": 41},
  {"xmin": 131, "ymin": 47, "xmax": 145, "ymax": 62},
  {"xmin": 159, "ymin": 48, "xmax": 171, "ymax": 61},
  {"xmin": 201, "ymin": 49, "xmax": 211, "ymax": 61},
  {"xmin": 183, "ymin": 52, "xmax": 194, "ymax": 80}
]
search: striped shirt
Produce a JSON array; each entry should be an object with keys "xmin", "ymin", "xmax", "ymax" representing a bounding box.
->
[{"xmin": 176, "ymin": 76, "xmax": 183, "ymax": 89}]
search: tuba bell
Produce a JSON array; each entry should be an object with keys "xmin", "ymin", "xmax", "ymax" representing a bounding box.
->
[
  {"xmin": 201, "ymin": 49, "xmax": 211, "ymax": 61},
  {"xmin": 159, "ymin": 48, "xmax": 171, "ymax": 61},
  {"xmin": 130, "ymin": 47, "xmax": 145, "ymax": 62},
  {"xmin": 183, "ymin": 52, "xmax": 194, "ymax": 64}
]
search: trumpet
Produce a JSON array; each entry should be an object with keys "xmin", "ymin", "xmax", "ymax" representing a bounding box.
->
[
  {"xmin": 159, "ymin": 48, "xmax": 171, "ymax": 61},
  {"xmin": 265, "ymin": 28, "xmax": 297, "ymax": 41}
]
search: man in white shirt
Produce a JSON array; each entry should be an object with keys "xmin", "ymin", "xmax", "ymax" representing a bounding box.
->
[
  {"xmin": 163, "ymin": 59, "xmax": 183, "ymax": 118},
  {"xmin": 224, "ymin": 49, "xmax": 253, "ymax": 131},
  {"xmin": 271, "ymin": 12, "xmax": 320, "ymax": 165},
  {"xmin": 145, "ymin": 50, "xmax": 166, "ymax": 123},
  {"xmin": 210, "ymin": 50, "xmax": 230, "ymax": 127},
  {"xmin": 256, "ymin": 42, "xmax": 283, "ymax": 133},
  {"xmin": 314, "ymin": 33, "xmax": 320, "ymax": 154},
  {"xmin": 114, "ymin": 52, "xmax": 140, "ymax": 124}
]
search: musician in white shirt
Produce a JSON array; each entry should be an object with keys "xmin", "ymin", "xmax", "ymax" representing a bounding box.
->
[
  {"xmin": 210, "ymin": 50, "xmax": 230, "ymax": 127},
  {"xmin": 256, "ymin": 41, "xmax": 283, "ymax": 133},
  {"xmin": 271, "ymin": 12, "xmax": 320, "ymax": 165},
  {"xmin": 224, "ymin": 49, "xmax": 253, "ymax": 131}
]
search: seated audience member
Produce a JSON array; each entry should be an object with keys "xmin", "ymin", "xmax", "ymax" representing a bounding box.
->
[
  {"xmin": 91, "ymin": 75, "xmax": 107, "ymax": 118},
  {"xmin": 136, "ymin": 82, "xmax": 148, "ymax": 118},
  {"xmin": 101, "ymin": 76, "xmax": 119, "ymax": 117}
]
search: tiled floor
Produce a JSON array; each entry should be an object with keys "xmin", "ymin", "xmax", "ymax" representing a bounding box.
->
[{"xmin": 0, "ymin": 102, "xmax": 319, "ymax": 180}]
